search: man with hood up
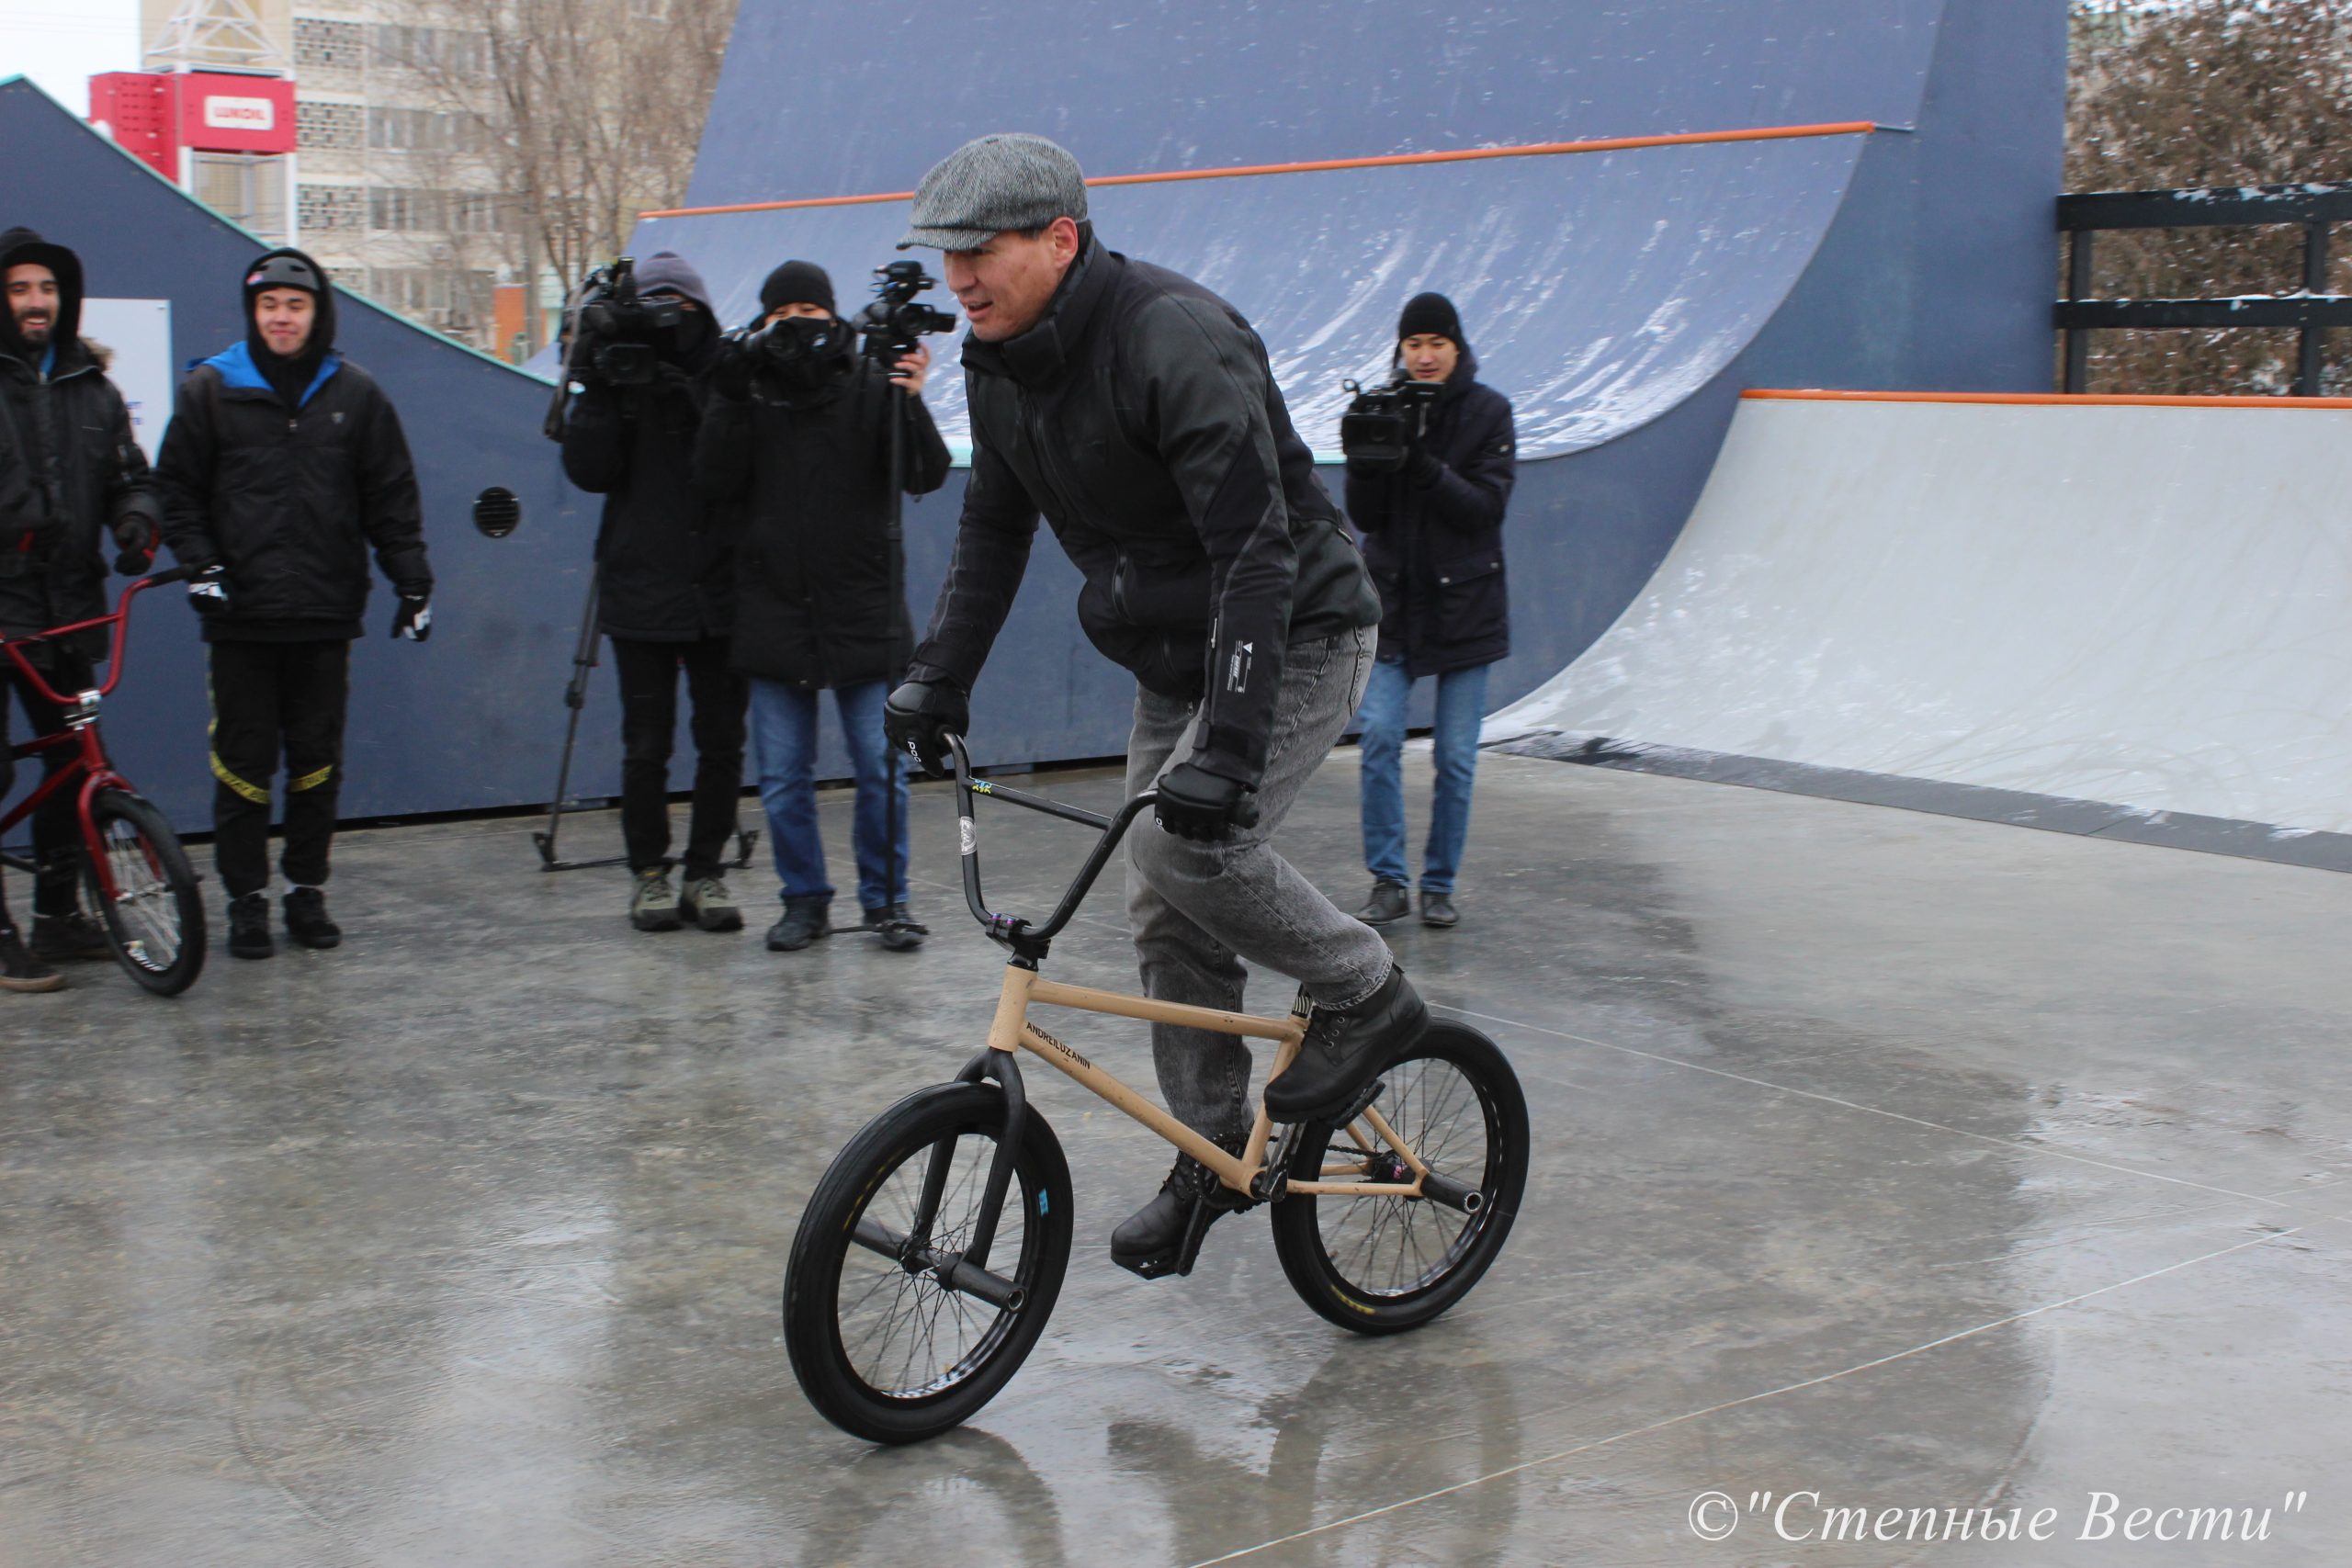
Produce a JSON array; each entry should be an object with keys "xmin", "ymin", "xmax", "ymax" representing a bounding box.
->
[
  {"xmin": 560, "ymin": 249, "xmax": 748, "ymax": 937},
  {"xmin": 1342, "ymin": 292, "xmax": 1517, "ymax": 931},
  {"xmin": 154, "ymin": 247, "xmax": 433, "ymax": 962},
  {"xmin": 0, "ymin": 226, "xmax": 162, "ymax": 991},
  {"xmin": 692, "ymin": 260, "xmax": 951, "ymax": 953}
]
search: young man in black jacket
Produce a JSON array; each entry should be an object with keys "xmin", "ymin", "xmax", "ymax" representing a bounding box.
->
[
  {"xmin": 1344, "ymin": 293, "xmax": 1517, "ymax": 931},
  {"xmin": 0, "ymin": 227, "xmax": 162, "ymax": 990},
  {"xmin": 560, "ymin": 250, "xmax": 748, "ymax": 936},
  {"xmin": 694, "ymin": 262, "xmax": 951, "ymax": 953},
  {"xmin": 155, "ymin": 249, "xmax": 433, "ymax": 960},
  {"xmin": 883, "ymin": 134, "xmax": 1426, "ymax": 1276}
]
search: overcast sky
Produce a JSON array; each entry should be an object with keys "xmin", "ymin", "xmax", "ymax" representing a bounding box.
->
[{"xmin": 0, "ymin": 0, "xmax": 142, "ymax": 113}]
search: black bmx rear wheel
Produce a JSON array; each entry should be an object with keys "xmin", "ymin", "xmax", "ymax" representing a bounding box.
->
[
  {"xmin": 784, "ymin": 1083, "xmax": 1073, "ymax": 1443},
  {"xmin": 80, "ymin": 789, "xmax": 205, "ymax": 997},
  {"xmin": 1270, "ymin": 1019, "xmax": 1528, "ymax": 1333}
]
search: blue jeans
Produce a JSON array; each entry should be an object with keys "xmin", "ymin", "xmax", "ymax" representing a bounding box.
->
[
  {"xmin": 746, "ymin": 677, "xmax": 910, "ymax": 911},
  {"xmin": 1355, "ymin": 658, "xmax": 1489, "ymax": 895}
]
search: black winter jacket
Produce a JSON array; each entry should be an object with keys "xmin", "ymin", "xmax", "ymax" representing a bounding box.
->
[
  {"xmin": 910, "ymin": 241, "xmax": 1379, "ymax": 788},
  {"xmin": 1343, "ymin": 353, "xmax": 1516, "ymax": 677},
  {"xmin": 562, "ymin": 367, "xmax": 730, "ymax": 643},
  {"xmin": 154, "ymin": 343, "xmax": 431, "ymax": 643},
  {"xmin": 0, "ymin": 337, "xmax": 158, "ymax": 659},
  {"xmin": 694, "ymin": 355, "xmax": 950, "ymax": 688}
]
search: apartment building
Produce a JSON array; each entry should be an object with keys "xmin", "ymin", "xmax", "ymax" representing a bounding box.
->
[{"xmin": 139, "ymin": 0, "xmax": 520, "ymax": 354}]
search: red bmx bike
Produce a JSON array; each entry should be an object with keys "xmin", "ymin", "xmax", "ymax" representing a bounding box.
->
[{"xmin": 0, "ymin": 564, "xmax": 206, "ymax": 995}]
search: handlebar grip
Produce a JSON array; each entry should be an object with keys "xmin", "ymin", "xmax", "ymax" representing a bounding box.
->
[{"xmin": 142, "ymin": 562, "xmax": 197, "ymax": 588}]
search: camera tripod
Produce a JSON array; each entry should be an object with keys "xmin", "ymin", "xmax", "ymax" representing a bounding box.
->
[{"xmin": 531, "ymin": 573, "xmax": 759, "ymax": 874}]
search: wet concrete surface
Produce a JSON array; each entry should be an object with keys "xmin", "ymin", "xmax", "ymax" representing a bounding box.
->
[{"xmin": 3, "ymin": 750, "xmax": 2348, "ymax": 1566}]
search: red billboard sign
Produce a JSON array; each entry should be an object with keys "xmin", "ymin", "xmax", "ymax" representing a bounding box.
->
[{"xmin": 176, "ymin": 73, "xmax": 297, "ymax": 155}]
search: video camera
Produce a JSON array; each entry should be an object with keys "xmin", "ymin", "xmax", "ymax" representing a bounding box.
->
[
  {"xmin": 854, "ymin": 260, "xmax": 958, "ymax": 361},
  {"xmin": 1338, "ymin": 376, "xmax": 1442, "ymax": 467},
  {"xmin": 567, "ymin": 256, "xmax": 684, "ymax": 388}
]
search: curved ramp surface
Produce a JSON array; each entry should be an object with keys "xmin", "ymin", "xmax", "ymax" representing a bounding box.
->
[
  {"xmin": 1490, "ymin": 394, "xmax": 2352, "ymax": 844},
  {"xmin": 639, "ymin": 0, "xmax": 1944, "ymax": 457}
]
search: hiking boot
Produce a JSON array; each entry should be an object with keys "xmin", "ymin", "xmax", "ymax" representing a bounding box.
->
[
  {"xmin": 859, "ymin": 901, "xmax": 927, "ymax": 952},
  {"xmin": 283, "ymin": 887, "xmax": 342, "ymax": 950},
  {"xmin": 228, "ymin": 892, "xmax": 275, "ymax": 960},
  {"xmin": 1356, "ymin": 878, "xmax": 1409, "ymax": 926},
  {"xmin": 0, "ymin": 925, "xmax": 66, "ymax": 992},
  {"xmin": 629, "ymin": 867, "xmax": 683, "ymax": 932},
  {"xmin": 680, "ymin": 874, "xmax": 744, "ymax": 933},
  {"xmin": 764, "ymin": 894, "xmax": 831, "ymax": 952},
  {"xmin": 1109, "ymin": 1132, "xmax": 1253, "ymax": 1279},
  {"xmin": 29, "ymin": 910, "xmax": 112, "ymax": 963},
  {"xmin": 1264, "ymin": 964, "xmax": 1429, "ymax": 1123},
  {"xmin": 1419, "ymin": 890, "xmax": 1458, "ymax": 929}
]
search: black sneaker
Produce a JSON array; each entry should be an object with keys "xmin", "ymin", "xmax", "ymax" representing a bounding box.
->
[
  {"xmin": 859, "ymin": 902, "xmax": 927, "ymax": 952},
  {"xmin": 1109, "ymin": 1132, "xmax": 1253, "ymax": 1279},
  {"xmin": 29, "ymin": 910, "xmax": 112, "ymax": 963},
  {"xmin": 1356, "ymin": 878, "xmax": 1409, "ymax": 926},
  {"xmin": 764, "ymin": 895, "xmax": 831, "ymax": 952},
  {"xmin": 1263, "ymin": 964, "xmax": 1429, "ymax": 1123},
  {"xmin": 0, "ymin": 925, "xmax": 66, "ymax": 993},
  {"xmin": 228, "ymin": 893, "xmax": 275, "ymax": 960},
  {"xmin": 283, "ymin": 887, "xmax": 342, "ymax": 950},
  {"xmin": 1419, "ymin": 890, "xmax": 1458, "ymax": 929}
]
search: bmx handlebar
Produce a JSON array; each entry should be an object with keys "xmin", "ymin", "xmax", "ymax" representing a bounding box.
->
[
  {"xmin": 945, "ymin": 734, "xmax": 1158, "ymax": 953},
  {"xmin": 0, "ymin": 563, "xmax": 197, "ymax": 706}
]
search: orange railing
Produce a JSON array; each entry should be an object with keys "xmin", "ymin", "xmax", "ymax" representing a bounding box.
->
[
  {"xmin": 640, "ymin": 119, "xmax": 1881, "ymax": 220},
  {"xmin": 1746, "ymin": 389, "xmax": 2352, "ymax": 411}
]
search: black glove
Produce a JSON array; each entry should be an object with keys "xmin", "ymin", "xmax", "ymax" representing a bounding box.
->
[
  {"xmin": 186, "ymin": 563, "xmax": 229, "ymax": 614},
  {"xmin": 709, "ymin": 333, "xmax": 755, "ymax": 401},
  {"xmin": 884, "ymin": 679, "xmax": 968, "ymax": 778},
  {"xmin": 110, "ymin": 513, "xmax": 157, "ymax": 575},
  {"xmin": 1403, "ymin": 447, "xmax": 1443, "ymax": 487},
  {"xmin": 1153, "ymin": 761, "xmax": 1260, "ymax": 843},
  {"xmin": 391, "ymin": 592, "xmax": 432, "ymax": 641},
  {"xmin": 1347, "ymin": 448, "xmax": 1408, "ymax": 477}
]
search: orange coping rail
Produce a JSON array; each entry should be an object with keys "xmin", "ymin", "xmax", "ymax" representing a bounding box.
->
[
  {"xmin": 639, "ymin": 119, "xmax": 1881, "ymax": 220},
  {"xmin": 1746, "ymin": 388, "xmax": 2352, "ymax": 411}
]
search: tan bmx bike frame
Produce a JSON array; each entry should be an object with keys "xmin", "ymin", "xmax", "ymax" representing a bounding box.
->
[{"xmin": 942, "ymin": 736, "xmax": 1435, "ymax": 1206}]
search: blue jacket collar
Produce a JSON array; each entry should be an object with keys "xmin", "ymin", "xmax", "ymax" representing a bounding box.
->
[{"xmin": 201, "ymin": 340, "xmax": 343, "ymax": 408}]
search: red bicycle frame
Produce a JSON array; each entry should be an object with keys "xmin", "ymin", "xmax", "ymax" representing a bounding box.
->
[{"xmin": 0, "ymin": 567, "xmax": 188, "ymax": 904}]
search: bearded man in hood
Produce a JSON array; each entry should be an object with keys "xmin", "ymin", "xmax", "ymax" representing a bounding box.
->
[
  {"xmin": 0, "ymin": 226, "xmax": 162, "ymax": 992},
  {"xmin": 154, "ymin": 248, "xmax": 434, "ymax": 961}
]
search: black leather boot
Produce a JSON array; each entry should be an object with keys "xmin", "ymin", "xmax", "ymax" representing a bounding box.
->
[
  {"xmin": 228, "ymin": 893, "xmax": 275, "ymax": 960},
  {"xmin": 1110, "ymin": 1132, "xmax": 1252, "ymax": 1279},
  {"xmin": 1263, "ymin": 964, "xmax": 1429, "ymax": 1123},
  {"xmin": 283, "ymin": 887, "xmax": 343, "ymax": 950}
]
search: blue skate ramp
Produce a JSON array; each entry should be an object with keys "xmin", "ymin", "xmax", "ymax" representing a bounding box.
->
[
  {"xmin": 640, "ymin": 0, "xmax": 1945, "ymax": 457},
  {"xmin": 632, "ymin": 0, "xmax": 2061, "ymax": 774}
]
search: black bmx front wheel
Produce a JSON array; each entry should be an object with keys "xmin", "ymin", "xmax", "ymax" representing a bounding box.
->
[
  {"xmin": 80, "ymin": 789, "xmax": 206, "ymax": 997},
  {"xmin": 784, "ymin": 1082, "xmax": 1073, "ymax": 1444},
  {"xmin": 1271, "ymin": 1018, "xmax": 1528, "ymax": 1334}
]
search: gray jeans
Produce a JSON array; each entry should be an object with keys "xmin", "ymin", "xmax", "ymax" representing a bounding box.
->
[{"xmin": 1125, "ymin": 624, "xmax": 1392, "ymax": 1142}]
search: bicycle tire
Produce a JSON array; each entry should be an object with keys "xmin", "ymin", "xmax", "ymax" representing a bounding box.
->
[
  {"xmin": 785, "ymin": 1082, "xmax": 1073, "ymax": 1444},
  {"xmin": 1270, "ymin": 1018, "xmax": 1527, "ymax": 1334},
  {"xmin": 79, "ymin": 789, "xmax": 205, "ymax": 997}
]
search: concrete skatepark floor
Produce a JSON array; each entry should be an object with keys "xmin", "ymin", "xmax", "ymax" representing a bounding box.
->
[{"xmin": 5, "ymin": 750, "xmax": 2346, "ymax": 1566}]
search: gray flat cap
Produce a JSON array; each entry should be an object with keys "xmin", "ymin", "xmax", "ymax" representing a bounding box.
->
[{"xmin": 898, "ymin": 133, "xmax": 1089, "ymax": 251}]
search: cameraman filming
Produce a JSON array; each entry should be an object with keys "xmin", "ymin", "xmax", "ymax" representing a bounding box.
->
[
  {"xmin": 1342, "ymin": 292, "xmax": 1517, "ymax": 931},
  {"xmin": 693, "ymin": 262, "xmax": 951, "ymax": 953},
  {"xmin": 884, "ymin": 134, "xmax": 1423, "ymax": 1280},
  {"xmin": 560, "ymin": 251, "xmax": 748, "ymax": 936}
]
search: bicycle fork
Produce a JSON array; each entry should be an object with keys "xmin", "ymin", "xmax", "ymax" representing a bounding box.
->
[{"xmin": 854, "ymin": 1043, "xmax": 1033, "ymax": 1313}]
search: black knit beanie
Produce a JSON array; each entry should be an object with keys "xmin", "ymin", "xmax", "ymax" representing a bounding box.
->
[
  {"xmin": 1397, "ymin": 291, "xmax": 1464, "ymax": 345},
  {"xmin": 760, "ymin": 260, "xmax": 836, "ymax": 317}
]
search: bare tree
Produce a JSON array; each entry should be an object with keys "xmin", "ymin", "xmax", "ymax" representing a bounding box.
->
[
  {"xmin": 383, "ymin": 0, "xmax": 737, "ymax": 355},
  {"xmin": 2068, "ymin": 0, "xmax": 2352, "ymax": 393}
]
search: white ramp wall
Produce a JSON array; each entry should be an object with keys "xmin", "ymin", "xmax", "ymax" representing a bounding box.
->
[{"xmin": 1490, "ymin": 394, "xmax": 2352, "ymax": 837}]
